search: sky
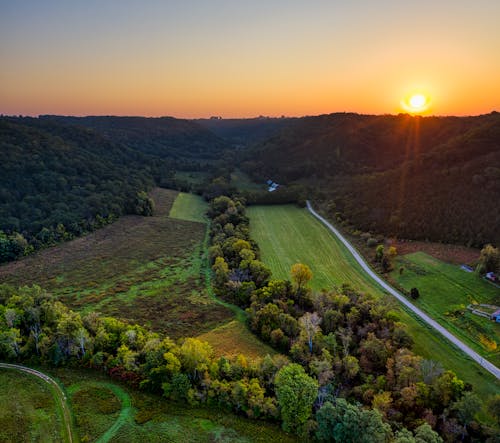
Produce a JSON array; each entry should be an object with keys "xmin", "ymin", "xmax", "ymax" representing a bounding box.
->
[{"xmin": 1, "ymin": 0, "xmax": 499, "ymax": 118}]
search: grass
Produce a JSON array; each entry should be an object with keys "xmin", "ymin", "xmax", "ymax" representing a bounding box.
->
[
  {"xmin": 49, "ymin": 367, "xmax": 297, "ymax": 443},
  {"xmin": 390, "ymin": 251, "xmax": 500, "ymax": 366},
  {"xmin": 231, "ymin": 169, "xmax": 264, "ymax": 192},
  {"xmin": 197, "ymin": 320, "xmax": 278, "ymax": 359},
  {"xmin": 0, "ymin": 188, "xmax": 234, "ymax": 339},
  {"xmin": 169, "ymin": 192, "xmax": 208, "ymax": 223},
  {"xmin": 247, "ymin": 204, "xmax": 500, "ymax": 400},
  {"xmin": 0, "ymin": 369, "xmax": 65, "ymax": 442}
]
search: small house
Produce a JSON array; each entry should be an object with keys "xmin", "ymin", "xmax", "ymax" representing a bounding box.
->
[{"xmin": 491, "ymin": 309, "xmax": 500, "ymax": 323}]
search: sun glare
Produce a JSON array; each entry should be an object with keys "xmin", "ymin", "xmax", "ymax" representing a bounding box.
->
[{"xmin": 401, "ymin": 92, "xmax": 431, "ymax": 114}]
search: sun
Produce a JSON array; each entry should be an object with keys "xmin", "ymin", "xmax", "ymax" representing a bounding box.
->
[{"xmin": 401, "ymin": 92, "xmax": 431, "ymax": 114}]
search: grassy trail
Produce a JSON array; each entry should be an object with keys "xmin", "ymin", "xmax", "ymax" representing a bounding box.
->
[{"xmin": 247, "ymin": 204, "xmax": 500, "ymax": 398}]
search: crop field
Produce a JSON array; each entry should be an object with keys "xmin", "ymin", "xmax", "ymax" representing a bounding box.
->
[
  {"xmin": 50, "ymin": 367, "xmax": 296, "ymax": 443},
  {"xmin": 169, "ymin": 192, "xmax": 207, "ymax": 223},
  {"xmin": 247, "ymin": 204, "xmax": 500, "ymax": 399},
  {"xmin": 391, "ymin": 252, "xmax": 500, "ymax": 366},
  {"xmin": 0, "ymin": 369, "xmax": 65, "ymax": 442},
  {"xmin": 0, "ymin": 188, "xmax": 233, "ymax": 338}
]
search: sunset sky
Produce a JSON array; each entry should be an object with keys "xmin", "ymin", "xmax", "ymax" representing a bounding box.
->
[{"xmin": 1, "ymin": 0, "xmax": 499, "ymax": 118}]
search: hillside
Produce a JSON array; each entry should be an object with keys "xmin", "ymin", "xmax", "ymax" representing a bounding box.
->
[
  {"xmin": 196, "ymin": 117, "xmax": 295, "ymax": 147},
  {"xmin": 42, "ymin": 115, "xmax": 229, "ymax": 160},
  {"xmin": 241, "ymin": 112, "xmax": 500, "ymax": 246}
]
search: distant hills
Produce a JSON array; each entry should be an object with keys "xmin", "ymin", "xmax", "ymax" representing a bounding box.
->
[
  {"xmin": 241, "ymin": 112, "xmax": 500, "ymax": 246},
  {"xmin": 40, "ymin": 115, "xmax": 229, "ymax": 160},
  {"xmin": 1, "ymin": 112, "xmax": 498, "ymax": 260}
]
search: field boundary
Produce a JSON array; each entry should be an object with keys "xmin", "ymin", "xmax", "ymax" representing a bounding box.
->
[
  {"xmin": 0, "ymin": 363, "xmax": 75, "ymax": 443},
  {"xmin": 306, "ymin": 201, "xmax": 500, "ymax": 379}
]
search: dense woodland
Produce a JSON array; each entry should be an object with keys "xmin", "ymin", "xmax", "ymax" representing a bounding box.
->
[
  {"xmin": 241, "ymin": 112, "xmax": 500, "ymax": 247},
  {"xmin": 0, "ymin": 116, "xmax": 230, "ymax": 263}
]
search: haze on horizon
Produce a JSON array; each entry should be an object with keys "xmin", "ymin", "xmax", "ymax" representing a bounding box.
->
[{"xmin": 1, "ymin": 0, "xmax": 499, "ymax": 118}]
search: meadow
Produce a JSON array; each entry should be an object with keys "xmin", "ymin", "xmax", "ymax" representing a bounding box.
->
[
  {"xmin": 51, "ymin": 367, "xmax": 296, "ymax": 443},
  {"xmin": 0, "ymin": 369, "xmax": 65, "ymax": 442},
  {"xmin": 247, "ymin": 204, "xmax": 500, "ymax": 399},
  {"xmin": 391, "ymin": 251, "xmax": 500, "ymax": 366}
]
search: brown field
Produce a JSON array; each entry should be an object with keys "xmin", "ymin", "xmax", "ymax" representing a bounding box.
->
[
  {"xmin": 0, "ymin": 188, "xmax": 234, "ymax": 338},
  {"xmin": 389, "ymin": 239, "xmax": 480, "ymax": 265}
]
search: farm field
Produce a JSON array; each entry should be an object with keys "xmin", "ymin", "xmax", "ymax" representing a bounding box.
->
[
  {"xmin": 231, "ymin": 169, "xmax": 265, "ymax": 192},
  {"xmin": 247, "ymin": 204, "xmax": 500, "ymax": 399},
  {"xmin": 391, "ymin": 251, "xmax": 500, "ymax": 366},
  {"xmin": 51, "ymin": 367, "xmax": 297, "ymax": 443},
  {"xmin": 0, "ymin": 369, "xmax": 65, "ymax": 442}
]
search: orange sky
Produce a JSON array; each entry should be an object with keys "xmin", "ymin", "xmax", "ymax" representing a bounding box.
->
[{"xmin": 1, "ymin": 1, "xmax": 499, "ymax": 118}]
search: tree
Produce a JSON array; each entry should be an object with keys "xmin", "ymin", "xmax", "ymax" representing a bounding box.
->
[
  {"xmin": 316, "ymin": 399, "xmax": 392, "ymax": 443},
  {"xmin": 274, "ymin": 363, "xmax": 318, "ymax": 435},
  {"xmin": 299, "ymin": 312, "xmax": 322, "ymax": 353},
  {"xmin": 477, "ymin": 244, "xmax": 499, "ymax": 274},
  {"xmin": 450, "ymin": 391, "xmax": 481, "ymax": 440},
  {"xmin": 410, "ymin": 287, "xmax": 420, "ymax": 300},
  {"xmin": 291, "ymin": 263, "xmax": 313, "ymax": 293},
  {"xmin": 487, "ymin": 394, "xmax": 500, "ymax": 425}
]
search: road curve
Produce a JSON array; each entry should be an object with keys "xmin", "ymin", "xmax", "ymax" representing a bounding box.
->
[
  {"xmin": 306, "ymin": 201, "xmax": 500, "ymax": 380},
  {"xmin": 0, "ymin": 363, "xmax": 74, "ymax": 442}
]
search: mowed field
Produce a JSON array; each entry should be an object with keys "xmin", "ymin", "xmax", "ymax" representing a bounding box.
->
[
  {"xmin": 0, "ymin": 188, "xmax": 232, "ymax": 338},
  {"xmin": 0, "ymin": 369, "xmax": 65, "ymax": 442},
  {"xmin": 247, "ymin": 205, "xmax": 500, "ymax": 399},
  {"xmin": 391, "ymin": 252, "xmax": 500, "ymax": 366}
]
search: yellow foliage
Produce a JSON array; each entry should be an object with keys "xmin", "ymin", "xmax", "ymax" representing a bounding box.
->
[{"xmin": 479, "ymin": 334, "xmax": 497, "ymax": 351}]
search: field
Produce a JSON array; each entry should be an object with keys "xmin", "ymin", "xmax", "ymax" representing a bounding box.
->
[
  {"xmin": 169, "ymin": 192, "xmax": 208, "ymax": 223},
  {"xmin": 247, "ymin": 204, "xmax": 500, "ymax": 399},
  {"xmin": 51, "ymin": 367, "xmax": 297, "ymax": 443},
  {"xmin": 0, "ymin": 369, "xmax": 65, "ymax": 442},
  {"xmin": 391, "ymin": 251, "xmax": 500, "ymax": 366}
]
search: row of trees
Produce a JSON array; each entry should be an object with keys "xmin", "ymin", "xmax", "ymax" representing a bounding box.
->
[{"xmin": 205, "ymin": 196, "xmax": 499, "ymax": 441}]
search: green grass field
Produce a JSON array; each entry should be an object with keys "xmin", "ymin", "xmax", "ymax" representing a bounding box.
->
[
  {"xmin": 391, "ymin": 252, "xmax": 500, "ymax": 366},
  {"xmin": 169, "ymin": 192, "xmax": 208, "ymax": 223},
  {"xmin": 247, "ymin": 204, "xmax": 500, "ymax": 400},
  {"xmin": 51, "ymin": 368, "xmax": 297, "ymax": 443},
  {"xmin": 0, "ymin": 369, "xmax": 65, "ymax": 442}
]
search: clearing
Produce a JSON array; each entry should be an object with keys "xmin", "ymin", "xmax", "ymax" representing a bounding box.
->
[
  {"xmin": 247, "ymin": 204, "xmax": 500, "ymax": 398},
  {"xmin": 0, "ymin": 188, "xmax": 232, "ymax": 338},
  {"xmin": 0, "ymin": 367, "xmax": 66, "ymax": 442},
  {"xmin": 391, "ymin": 251, "xmax": 500, "ymax": 366},
  {"xmin": 53, "ymin": 367, "xmax": 297, "ymax": 443}
]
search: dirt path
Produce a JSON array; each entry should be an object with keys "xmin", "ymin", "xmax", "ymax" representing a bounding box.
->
[
  {"xmin": 0, "ymin": 363, "xmax": 75, "ymax": 443},
  {"xmin": 306, "ymin": 201, "xmax": 500, "ymax": 380}
]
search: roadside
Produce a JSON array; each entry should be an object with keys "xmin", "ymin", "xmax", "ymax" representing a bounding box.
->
[{"xmin": 306, "ymin": 201, "xmax": 500, "ymax": 380}]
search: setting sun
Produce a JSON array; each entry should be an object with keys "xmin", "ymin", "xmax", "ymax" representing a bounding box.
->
[{"xmin": 401, "ymin": 92, "xmax": 431, "ymax": 114}]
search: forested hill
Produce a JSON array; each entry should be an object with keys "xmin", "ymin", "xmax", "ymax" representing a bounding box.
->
[
  {"xmin": 0, "ymin": 117, "xmax": 156, "ymax": 261},
  {"xmin": 241, "ymin": 112, "xmax": 500, "ymax": 246},
  {"xmin": 40, "ymin": 115, "xmax": 229, "ymax": 160},
  {"xmin": 196, "ymin": 117, "xmax": 295, "ymax": 147}
]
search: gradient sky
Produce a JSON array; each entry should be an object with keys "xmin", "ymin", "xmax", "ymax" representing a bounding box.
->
[{"xmin": 1, "ymin": 0, "xmax": 499, "ymax": 118}]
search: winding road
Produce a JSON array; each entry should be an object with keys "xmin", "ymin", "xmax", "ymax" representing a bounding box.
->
[
  {"xmin": 306, "ymin": 201, "xmax": 500, "ymax": 380},
  {"xmin": 0, "ymin": 363, "xmax": 74, "ymax": 442}
]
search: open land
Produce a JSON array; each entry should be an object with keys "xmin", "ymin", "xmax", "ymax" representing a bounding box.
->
[
  {"xmin": 0, "ymin": 189, "xmax": 274, "ymax": 358},
  {"xmin": 52, "ymin": 367, "xmax": 296, "ymax": 443},
  {"xmin": 247, "ymin": 204, "xmax": 500, "ymax": 399},
  {"xmin": 390, "ymin": 251, "xmax": 500, "ymax": 366},
  {"xmin": 0, "ymin": 368, "xmax": 65, "ymax": 442}
]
